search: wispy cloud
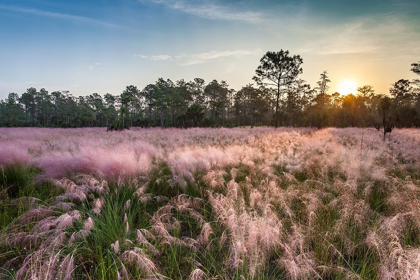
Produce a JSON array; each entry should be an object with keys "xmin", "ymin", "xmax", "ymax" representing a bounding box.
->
[
  {"xmin": 298, "ymin": 16, "xmax": 420, "ymax": 57},
  {"xmin": 0, "ymin": 4, "xmax": 120, "ymax": 28},
  {"xmin": 134, "ymin": 49, "xmax": 262, "ymax": 65},
  {"xmin": 133, "ymin": 54, "xmax": 171, "ymax": 60},
  {"xmin": 89, "ymin": 63, "xmax": 102, "ymax": 71},
  {"xmin": 141, "ymin": 0, "xmax": 261, "ymax": 23},
  {"xmin": 178, "ymin": 49, "xmax": 263, "ymax": 65}
]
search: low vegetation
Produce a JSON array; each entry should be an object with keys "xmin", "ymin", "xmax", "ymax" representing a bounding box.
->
[{"xmin": 1, "ymin": 127, "xmax": 420, "ymax": 279}]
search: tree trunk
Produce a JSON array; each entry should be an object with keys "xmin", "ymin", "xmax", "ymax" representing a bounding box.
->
[
  {"xmin": 222, "ymin": 103, "xmax": 225, "ymax": 127},
  {"xmin": 251, "ymin": 103, "xmax": 254, "ymax": 128},
  {"xmin": 148, "ymin": 101, "xmax": 152, "ymax": 122},
  {"xmin": 275, "ymin": 84, "xmax": 280, "ymax": 128},
  {"xmin": 160, "ymin": 107, "xmax": 164, "ymax": 128}
]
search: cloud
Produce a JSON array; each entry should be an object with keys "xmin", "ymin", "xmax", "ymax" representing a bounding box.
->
[
  {"xmin": 133, "ymin": 54, "xmax": 172, "ymax": 60},
  {"xmin": 141, "ymin": 0, "xmax": 261, "ymax": 23},
  {"xmin": 294, "ymin": 14, "xmax": 420, "ymax": 58},
  {"xmin": 89, "ymin": 63, "xmax": 102, "ymax": 71},
  {"xmin": 133, "ymin": 54, "xmax": 150, "ymax": 59},
  {"xmin": 179, "ymin": 49, "xmax": 263, "ymax": 65},
  {"xmin": 134, "ymin": 49, "xmax": 262, "ymax": 65},
  {"xmin": 0, "ymin": 4, "xmax": 120, "ymax": 28}
]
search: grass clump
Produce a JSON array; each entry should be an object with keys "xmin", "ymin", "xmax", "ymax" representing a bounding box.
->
[{"xmin": 1, "ymin": 127, "xmax": 420, "ymax": 279}]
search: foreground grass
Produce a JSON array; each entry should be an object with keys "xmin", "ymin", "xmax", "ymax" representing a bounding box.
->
[
  {"xmin": 1, "ymin": 128, "xmax": 420, "ymax": 279},
  {"xmin": 1, "ymin": 162, "xmax": 419, "ymax": 279}
]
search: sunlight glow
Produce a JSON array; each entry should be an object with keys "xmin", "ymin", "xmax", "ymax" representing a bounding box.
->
[{"xmin": 338, "ymin": 80, "xmax": 357, "ymax": 95}]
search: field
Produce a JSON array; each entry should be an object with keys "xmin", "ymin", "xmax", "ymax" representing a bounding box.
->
[{"xmin": 1, "ymin": 127, "xmax": 420, "ymax": 279}]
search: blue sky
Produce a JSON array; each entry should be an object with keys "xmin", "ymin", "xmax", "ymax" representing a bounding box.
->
[{"xmin": 0, "ymin": 0, "xmax": 419, "ymax": 99}]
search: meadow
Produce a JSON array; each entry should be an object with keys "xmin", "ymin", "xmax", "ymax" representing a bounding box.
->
[{"xmin": 1, "ymin": 127, "xmax": 420, "ymax": 279}]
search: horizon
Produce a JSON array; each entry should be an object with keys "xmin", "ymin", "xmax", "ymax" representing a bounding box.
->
[{"xmin": 1, "ymin": 0, "xmax": 420, "ymax": 99}]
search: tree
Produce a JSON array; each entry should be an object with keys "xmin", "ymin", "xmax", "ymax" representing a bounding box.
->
[
  {"xmin": 204, "ymin": 80, "xmax": 228, "ymax": 127},
  {"xmin": 411, "ymin": 62, "xmax": 420, "ymax": 124},
  {"xmin": 390, "ymin": 79, "xmax": 412, "ymax": 99},
  {"xmin": 2, "ymin": 93, "xmax": 22, "ymax": 126},
  {"xmin": 118, "ymin": 86, "xmax": 137, "ymax": 129},
  {"xmin": 389, "ymin": 79, "xmax": 416, "ymax": 126},
  {"xmin": 315, "ymin": 71, "xmax": 331, "ymax": 108},
  {"xmin": 23, "ymin": 87, "xmax": 38, "ymax": 127},
  {"xmin": 372, "ymin": 96, "xmax": 395, "ymax": 140},
  {"xmin": 173, "ymin": 79, "xmax": 192, "ymax": 127},
  {"xmin": 86, "ymin": 93, "xmax": 104, "ymax": 126},
  {"xmin": 411, "ymin": 61, "xmax": 420, "ymax": 75},
  {"xmin": 298, "ymin": 81, "xmax": 315, "ymax": 110},
  {"xmin": 37, "ymin": 88, "xmax": 52, "ymax": 127},
  {"xmin": 357, "ymin": 85, "xmax": 376, "ymax": 116},
  {"xmin": 104, "ymin": 93, "xmax": 117, "ymax": 127},
  {"xmin": 236, "ymin": 84, "xmax": 260, "ymax": 127},
  {"xmin": 19, "ymin": 91, "xmax": 32, "ymax": 125},
  {"xmin": 3, "ymin": 61, "xmax": 420, "ymax": 129},
  {"xmin": 185, "ymin": 104, "xmax": 205, "ymax": 127},
  {"xmin": 123, "ymin": 85, "xmax": 140, "ymax": 127},
  {"xmin": 357, "ymin": 85, "xmax": 375, "ymax": 98},
  {"xmin": 308, "ymin": 72, "xmax": 332, "ymax": 128},
  {"xmin": 254, "ymin": 50, "xmax": 303, "ymax": 128},
  {"xmin": 154, "ymin": 78, "xmax": 174, "ymax": 128},
  {"xmin": 341, "ymin": 94, "xmax": 357, "ymax": 126},
  {"xmin": 189, "ymin": 78, "xmax": 206, "ymax": 105},
  {"xmin": 140, "ymin": 84, "xmax": 156, "ymax": 125},
  {"xmin": 411, "ymin": 61, "xmax": 420, "ymax": 88},
  {"xmin": 317, "ymin": 71, "xmax": 331, "ymax": 96}
]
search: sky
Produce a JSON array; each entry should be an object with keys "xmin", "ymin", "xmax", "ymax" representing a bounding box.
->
[{"xmin": 0, "ymin": 0, "xmax": 419, "ymax": 99}]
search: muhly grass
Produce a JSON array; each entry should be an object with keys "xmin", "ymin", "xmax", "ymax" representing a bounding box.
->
[{"xmin": 0, "ymin": 127, "xmax": 420, "ymax": 279}]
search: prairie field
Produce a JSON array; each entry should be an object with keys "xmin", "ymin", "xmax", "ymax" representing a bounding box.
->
[{"xmin": 1, "ymin": 127, "xmax": 420, "ymax": 279}]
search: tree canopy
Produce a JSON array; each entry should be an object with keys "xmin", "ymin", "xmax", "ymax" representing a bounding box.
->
[
  {"xmin": 1, "ymin": 53, "xmax": 419, "ymax": 129},
  {"xmin": 253, "ymin": 50, "xmax": 303, "ymax": 128}
]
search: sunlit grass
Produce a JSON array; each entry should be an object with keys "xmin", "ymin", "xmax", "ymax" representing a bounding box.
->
[{"xmin": 1, "ymin": 127, "xmax": 420, "ymax": 279}]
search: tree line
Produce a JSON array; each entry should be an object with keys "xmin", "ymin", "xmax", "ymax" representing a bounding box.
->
[{"xmin": 1, "ymin": 51, "xmax": 419, "ymax": 130}]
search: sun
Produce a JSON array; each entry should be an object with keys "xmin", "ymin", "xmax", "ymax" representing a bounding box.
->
[{"xmin": 338, "ymin": 80, "xmax": 357, "ymax": 95}]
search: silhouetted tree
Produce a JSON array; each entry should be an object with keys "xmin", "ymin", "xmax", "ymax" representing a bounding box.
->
[
  {"xmin": 373, "ymin": 96, "xmax": 395, "ymax": 140},
  {"xmin": 357, "ymin": 85, "xmax": 375, "ymax": 98},
  {"xmin": 254, "ymin": 50, "xmax": 303, "ymax": 128},
  {"xmin": 2, "ymin": 56, "xmax": 420, "ymax": 129},
  {"xmin": 412, "ymin": 61, "xmax": 420, "ymax": 76},
  {"xmin": 308, "ymin": 71, "xmax": 332, "ymax": 128}
]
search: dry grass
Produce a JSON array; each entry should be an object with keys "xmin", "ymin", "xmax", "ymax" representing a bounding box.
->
[{"xmin": 1, "ymin": 127, "xmax": 419, "ymax": 279}]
